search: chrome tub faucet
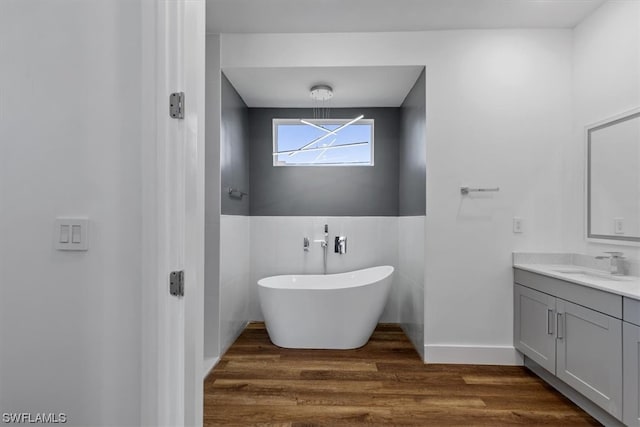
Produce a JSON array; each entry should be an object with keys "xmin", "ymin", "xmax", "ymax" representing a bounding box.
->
[{"xmin": 312, "ymin": 224, "xmax": 329, "ymax": 274}]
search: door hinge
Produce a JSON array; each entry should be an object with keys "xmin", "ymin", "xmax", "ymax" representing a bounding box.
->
[
  {"xmin": 169, "ymin": 270, "xmax": 185, "ymax": 297},
  {"xmin": 169, "ymin": 92, "xmax": 185, "ymax": 119}
]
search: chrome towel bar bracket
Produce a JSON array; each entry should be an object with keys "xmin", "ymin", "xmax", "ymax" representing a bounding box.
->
[
  {"xmin": 460, "ymin": 186, "xmax": 500, "ymax": 195},
  {"xmin": 227, "ymin": 187, "xmax": 249, "ymax": 199}
]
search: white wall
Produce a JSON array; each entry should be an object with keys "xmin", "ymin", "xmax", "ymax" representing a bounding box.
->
[
  {"xmin": 221, "ymin": 29, "xmax": 571, "ymax": 364},
  {"xmin": 420, "ymin": 32, "xmax": 570, "ymax": 364},
  {"xmin": 567, "ymin": 0, "xmax": 640, "ymax": 261},
  {"xmin": 249, "ymin": 217, "xmax": 399, "ymax": 322},
  {"xmin": 398, "ymin": 216, "xmax": 425, "ymax": 359},
  {"xmin": 0, "ymin": 1, "xmax": 142, "ymax": 424},
  {"xmin": 219, "ymin": 215, "xmax": 250, "ymax": 354},
  {"xmin": 397, "ymin": 70, "xmax": 426, "ymax": 356}
]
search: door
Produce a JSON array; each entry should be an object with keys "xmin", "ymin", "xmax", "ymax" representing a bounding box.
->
[
  {"xmin": 624, "ymin": 322, "xmax": 640, "ymax": 427},
  {"xmin": 141, "ymin": 0, "xmax": 205, "ymax": 426},
  {"xmin": 556, "ymin": 299, "xmax": 622, "ymax": 418},
  {"xmin": 514, "ymin": 284, "xmax": 557, "ymax": 373}
]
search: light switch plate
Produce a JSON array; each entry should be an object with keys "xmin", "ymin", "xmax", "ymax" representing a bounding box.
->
[
  {"xmin": 55, "ymin": 218, "xmax": 89, "ymax": 251},
  {"xmin": 513, "ymin": 217, "xmax": 523, "ymax": 233}
]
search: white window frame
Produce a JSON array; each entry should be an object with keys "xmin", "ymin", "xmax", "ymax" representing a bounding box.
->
[{"xmin": 272, "ymin": 118, "xmax": 375, "ymax": 167}]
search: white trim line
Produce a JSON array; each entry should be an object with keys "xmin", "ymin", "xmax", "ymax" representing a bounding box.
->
[{"xmin": 425, "ymin": 344, "xmax": 524, "ymax": 365}]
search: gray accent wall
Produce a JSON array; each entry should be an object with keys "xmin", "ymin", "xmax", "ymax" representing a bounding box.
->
[
  {"xmin": 249, "ymin": 108, "xmax": 400, "ymax": 216},
  {"xmin": 399, "ymin": 68, "xmax": 426, "ymax": 216},
  {"xmin": 221, "ymin": 72, "xmax": 250, "ymax": 215}
]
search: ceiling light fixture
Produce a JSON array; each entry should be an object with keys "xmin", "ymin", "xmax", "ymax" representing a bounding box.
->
[
  {"xmin": 309, "ymin": 85, "xmax": 333, "ymax": 101},
  {"xmin": 273, "ymin": 141, "xmax": 368, "ymax": 156},
  {"xmin": 299, "ymin": 119, "xmax": 338, "ymax": 134},
  {"xmin": 309, "ymin": 84, "xmax": 333, "ymax": 120},
  {"xmin": 288, "ymin": 114, "xmax": 364, "ymax": 157}
]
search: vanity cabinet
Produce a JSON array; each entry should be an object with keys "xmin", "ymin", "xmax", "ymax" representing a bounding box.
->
[
  {"xmin": 555, "ymin": 299, "xmax": 622, "ymax": 416},
  {"xmin": 624, "ymin": 298, "xmax": 640, "ymax": 426},
  {"xmin": 514, "ymin": 269, "xmax": 623, "ymax": 420},
  {"xmin": 514, "ymin": 284, "xmax": 556, "ymax": 373}
]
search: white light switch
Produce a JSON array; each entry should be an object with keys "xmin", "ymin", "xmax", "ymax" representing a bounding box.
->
[
  {"xmin": 513, "ymin": 217, "xmax": 523, "ymax": 233},
  {"xmin": 59, "ymin": 225, "xmax": 70, "ymax": 243},
  {"xmin": 55, "ymin": 218, "xmax": 89, "ymax": 251},
  {"xmin": 71, "ymin": 225, "xmax": 82, "ymax": 243}
]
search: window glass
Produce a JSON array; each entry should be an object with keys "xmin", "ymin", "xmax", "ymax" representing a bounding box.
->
[{"xmin": 273, "ymin": 118, "xmax": 374, "ymax": 166}]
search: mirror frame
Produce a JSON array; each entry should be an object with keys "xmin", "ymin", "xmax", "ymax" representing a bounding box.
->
[{"xmin": 586, "ymin": 107, "xmax": 640, "ymax": 244}]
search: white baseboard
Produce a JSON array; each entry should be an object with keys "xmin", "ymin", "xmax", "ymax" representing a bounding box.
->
[
  {"xmin": 203, "ymin": 356, "xmax": 220, "ymax": 379},
  {"xmin": 424, "ymin": 344, "xmax": 524, "ymax": 365}
]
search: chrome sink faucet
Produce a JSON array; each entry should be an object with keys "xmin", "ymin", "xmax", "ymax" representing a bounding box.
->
[{"xmin": 595, "ymin": 252, "xmax": 625, "ymax": 276}]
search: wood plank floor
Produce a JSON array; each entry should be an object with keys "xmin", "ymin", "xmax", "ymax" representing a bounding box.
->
[{"xmin": 204, "ymin": 323, "xmax": 600, "ymax": 426}]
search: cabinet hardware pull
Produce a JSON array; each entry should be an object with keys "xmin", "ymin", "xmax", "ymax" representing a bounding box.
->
[
  {"xmin": 556, "ymin": 312, "xmax": 564, "ymax": 339},
  {"xmin": 547, "ymin": 308, "xmax": 554, "ymax": 335}
]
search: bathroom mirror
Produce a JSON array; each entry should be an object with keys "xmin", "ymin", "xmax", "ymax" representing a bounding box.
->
[{"xmin": 587, "ymin": 108, "xmax": 640, "ymax": 243}]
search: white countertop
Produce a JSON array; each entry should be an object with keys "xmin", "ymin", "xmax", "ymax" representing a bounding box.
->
[{"xmin": 514, "ymin": 263, "xmax": 640, "ymax": 300}]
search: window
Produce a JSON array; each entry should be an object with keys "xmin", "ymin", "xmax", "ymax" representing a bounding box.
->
[{"xmin": 273, "ymin": 117, "xmax": 374, "ymax": 166}]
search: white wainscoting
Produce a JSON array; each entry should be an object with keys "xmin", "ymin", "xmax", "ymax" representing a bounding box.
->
[
  {"xmin": 220, "ymin": 215, "xmax": 428, "ymax": 358},
  {"xmin": 220, "ymin": 215, "xmax": 251, "ymax": 354},
  {"xmin": 398, "ymin": 216, "xmax": 426, "ymax": 360}
]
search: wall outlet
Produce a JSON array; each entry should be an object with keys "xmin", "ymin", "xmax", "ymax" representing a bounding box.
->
[
  {"xmin": 513, "ymin": 217, "xmax": 523, "ymax": 233},
  {"xmin": 614, "ymin": 217, "xmax": 624, "ymax": 234}
]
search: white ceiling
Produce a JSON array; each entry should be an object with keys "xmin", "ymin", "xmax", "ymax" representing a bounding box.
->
[
  {"xmin": 223, "ymin": 66, "xmax": 425, "ymax": 108},
  {"xmin": 214, "ymin": 0, "xmax": 606, "ymax": 108},
  {"xmin": 207, "ymin": 0, "xmax": 606, "ymax": 34}
]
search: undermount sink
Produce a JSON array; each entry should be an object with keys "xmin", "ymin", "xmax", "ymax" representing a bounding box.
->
[{"xmin": 551, "ymin": 268, "xmax": 632, "ymax": 282}]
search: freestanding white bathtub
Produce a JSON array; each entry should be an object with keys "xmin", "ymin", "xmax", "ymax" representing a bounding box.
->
[{"xmin": 257, "ymin": 265, "xmax": 394, "ymax": 349}]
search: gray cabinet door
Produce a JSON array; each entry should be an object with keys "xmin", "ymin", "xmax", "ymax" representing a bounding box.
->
[
  {"xmin": 624, "ymin": 322, "xmax": 640, "ymax": 426},
  {"xmin": 556, "ymin": 299, "xmax": 622, "ymax": 418},
  {"xmin": 514, "ymin": 284, "xmax": 556, "ymax": 374}
]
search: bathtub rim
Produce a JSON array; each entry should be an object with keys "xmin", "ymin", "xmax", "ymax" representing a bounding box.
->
[{"xmin": 257, "ymin": 265, "xmax": 394, "ymax": 291}]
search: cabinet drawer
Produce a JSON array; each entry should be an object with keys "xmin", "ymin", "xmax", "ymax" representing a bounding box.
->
[
  {"xmin": 624, "ymin": 297, "xmax": 640, "ymax": 327},
  {"xmin": 514, "ymin": 269, "xmax": 622, "ymax": 319}
]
